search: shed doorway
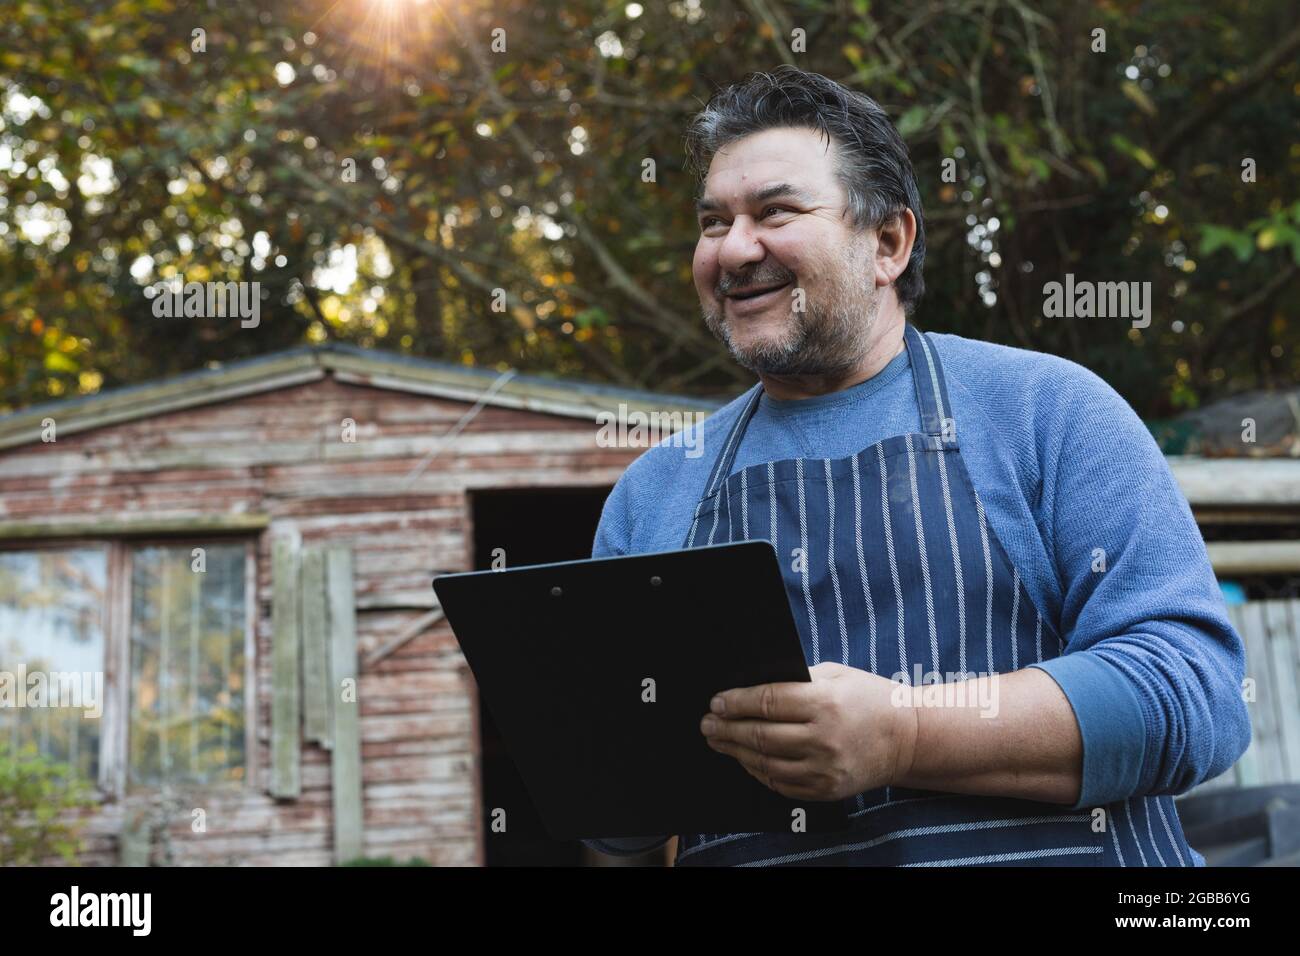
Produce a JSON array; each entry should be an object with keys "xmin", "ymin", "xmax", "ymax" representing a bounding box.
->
[{"xmin": 468, "ymin": 486, "xmax": 667, "ymax": 866}]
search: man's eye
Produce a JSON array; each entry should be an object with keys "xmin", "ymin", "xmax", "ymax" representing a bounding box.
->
[{"xmin": 700, "ymin": 208, "xmax": 789, "ymax": 230}]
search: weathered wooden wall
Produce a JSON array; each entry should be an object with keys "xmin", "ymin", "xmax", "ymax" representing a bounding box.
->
[
  {"xmin": 0, "ymin": 373, "xmax": 641, "ymax": 866},
  {"xmin": 1189, "ymin": 598, "xmax": 1300, "ymax": 796}
]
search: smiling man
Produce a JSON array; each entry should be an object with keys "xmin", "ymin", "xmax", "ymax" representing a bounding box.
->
[{"xmin": 585, "ymin": 66, "xmax": 1250, "ymax": 867}]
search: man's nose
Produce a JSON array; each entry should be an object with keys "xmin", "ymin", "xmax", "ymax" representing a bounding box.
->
[{"xmin": 716, "ymin": 216, "xmax": 767, "ymax": 275}]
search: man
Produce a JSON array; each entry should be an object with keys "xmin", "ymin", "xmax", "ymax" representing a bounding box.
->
[{"xmin": 585, "ymin": 66, "xmax": 1250, "ymax": 866}]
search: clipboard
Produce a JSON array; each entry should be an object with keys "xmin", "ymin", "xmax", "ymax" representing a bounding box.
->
[{"xmin": 432, "ymin": 539, "xmax": 852, "ymax": 840}]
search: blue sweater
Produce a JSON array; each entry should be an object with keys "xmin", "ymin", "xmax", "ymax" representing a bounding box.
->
[{"xmin": 591, "ymin": 330, "xmax": 1251, "ymax": 826}]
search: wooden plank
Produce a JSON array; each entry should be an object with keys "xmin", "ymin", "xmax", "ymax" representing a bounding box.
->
[
  {"xmin": 119, "ymin": 812, "xmax": 150, "ymax": 866},
  {"xmin": 300, "ymin": 547, "xmax": 331, "ymax": 748},
  {"xmin": 327, "ymin": 546, "xmax": 364, "ymax": 862},
  {"xmin": 262, "ymin": 468, "xmax": 632, "ymax": 501},
  {"xmin": 1192, "ymin": 507, "xmax": 1300, "ymax": 526},
  {"xmin": 326, "ymin": 357, "xmax": 718, "ymax": 419},
  {"xmin": 0, "ymin": 357, "xmax": 324, "ymax": 450},
  {"xmin": 1207, "ymin": 542, "xmax": 1300, "ymax": 575},
  {"xmin": 270, "ymin": 539, "xmax": 301, "ymax": 798},
  {"xmin": 0, "ymin": 433, "xmax": 633, "ymax": 479},
  {"xmin": 102, "ymin": 541, "xmax": 130, "ymax": 797},
  {"xmin": 1237, "ymin": 602, "xmax": 1282, "ymax": 785},
  {"xmin": 1266, "ymin": 600, "xmax": 1300, "ymax": 781},
  {"xmin": 1294, "ymin": 598, "xmax": 1300, "ymax": 704},
  {"xmin": 362, "ymin": 609, "xmax": 445, "ymax": 668},
  {"xmin": 1167, "ymin": 457, "xmax": 1300, "ymax": 506},
  {"xmin": 0, "ymin": 514, "xmax": 270, "ymax": 540},
  {"xmin": 356, "ymin": 591, "xmax": 440, "ymax": 610},
  {"xmin": 188, "ymin": 565, "xmax": 201, "ymax": 777},
  {"xmin": 243, "ymin": 539, "xmax": 258, "ymax": 792},
  {"xmin": 160, "ymin": 556, "xmax": 173, "ymax": 781},
  {"xmin": 1224, "ymin": 603, "xmax": 1252, "ymax": 788},
  {"xmin": 220, "ymin": 549, "xmax": 235, "ymax": 775},
  {"xmin": 1227, "ymin": 604, "xmax": 1259, "ymax": 787}
]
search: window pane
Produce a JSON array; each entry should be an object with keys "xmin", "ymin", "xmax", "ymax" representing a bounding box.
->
[
  {"xmin": 0, "ymin": 548, "xmax": 107, "ymax": 784},
  {"xmin": 128, "ymin": 544, "xmax": 246, "ymax": 789}
]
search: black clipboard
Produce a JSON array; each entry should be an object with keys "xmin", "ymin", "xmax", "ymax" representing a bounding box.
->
[{"xmin": 432, "ymin": 540, "xmax": 851, "ymax": 840}]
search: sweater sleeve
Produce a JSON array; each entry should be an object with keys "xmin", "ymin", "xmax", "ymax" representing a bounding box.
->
[
  {"xmin": 591, "ymin": 468, "xmax": 633, "ymax": 559},
  {"xmin": 580, "ymin": 468, "xmax": 671, "ymax": 857},
  {"xmin": 1026, "ymin": 362, "xmax": 1251, "ymax": 810}
]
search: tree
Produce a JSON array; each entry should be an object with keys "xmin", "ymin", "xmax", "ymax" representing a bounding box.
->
[{"xmin": 1, "ymin": 0, "xmax": 1296, "ymax": 417}]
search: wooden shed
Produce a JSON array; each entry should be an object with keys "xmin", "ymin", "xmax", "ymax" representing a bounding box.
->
[
  {"xmin": 1, "ymin": 343, "xmax": 1297, "ymax": 865},
  {"xmin": 0, "ymin": 344, "xmax": 715, "ymax": 866}
]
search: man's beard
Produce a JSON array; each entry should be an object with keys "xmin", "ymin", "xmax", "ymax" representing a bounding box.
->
[{"xmin": 701, "ymin": 245, "xmax": 880, "ymax": 378}]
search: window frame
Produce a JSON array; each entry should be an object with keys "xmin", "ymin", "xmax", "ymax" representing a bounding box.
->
[{"xmin": 0, "ymin": 535, "xmax": 258, "ymax": 800}]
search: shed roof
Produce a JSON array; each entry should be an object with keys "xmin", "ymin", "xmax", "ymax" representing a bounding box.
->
[
  {"xmin": 1, "ymin": 345, "xmax": 1296, "ymax": 509},
  {"xmin": 0, "ymin": 343, "xmax": 725, "ymax": 451}
]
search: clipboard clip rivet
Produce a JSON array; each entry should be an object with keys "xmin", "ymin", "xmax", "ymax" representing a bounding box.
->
[
  {"xmin": 650, "ymin": 576, "xmax": 662, "ymax": 587},
  {"xmin": 550, "ymin": 586, "xmax": 562, "ymax": 597}
]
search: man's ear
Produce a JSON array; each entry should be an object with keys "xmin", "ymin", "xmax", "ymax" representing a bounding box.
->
[{"xmin": 874, "ymin": 209, "xmax": 917, "ymax": 290}]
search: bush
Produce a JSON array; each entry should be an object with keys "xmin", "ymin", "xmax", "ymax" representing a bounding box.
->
[{"xmin": 0, "ymin": 742, "xmax": 98, "ymax": 865}]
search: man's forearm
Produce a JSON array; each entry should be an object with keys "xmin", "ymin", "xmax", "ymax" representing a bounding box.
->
[{"xmin": 890, "ymin": 668, "xmax": 1084, "ymax": 806}]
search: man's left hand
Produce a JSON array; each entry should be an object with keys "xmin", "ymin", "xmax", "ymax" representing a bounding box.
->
[{"xmin": 700, "ymin": 661, "xmax": 918, "ymax": 802}]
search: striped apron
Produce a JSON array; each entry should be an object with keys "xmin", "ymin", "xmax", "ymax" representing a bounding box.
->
[{"xmin": 674, "ymin": 322, "xmax": 1200, "ymax": 866}]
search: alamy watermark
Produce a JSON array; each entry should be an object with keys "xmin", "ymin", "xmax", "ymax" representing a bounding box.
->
[
  {"xmin": 889, "ymin": 665, "xmax": 1000, "ymax": 718},
  {"xmin": 144, "ymin": 278, "xmax": 261, "ymax": 328},
  {"xmin": 50, "ymin": 886, "xmax": 151, "ymax": 936},
  {"xmin": 0, "ymin": 666, "xmax": 103, "ymax": 718},
  {"xmin": 595, "ymin": 403, "xmax": 706, "ymax": 459},
  {"xmin": 1042, "ymin": 274, "xmax": 1151, "ymax": 329}
]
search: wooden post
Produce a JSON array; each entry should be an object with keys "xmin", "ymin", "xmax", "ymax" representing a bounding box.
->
[
  {"xmin": 270, "ymin": 539, "xmax": 301, "ymax": 798},
  {"xmin": 326, "ymin": 546, "xmax": 363, "ymax": 862},
  {"xmin": 119, "ymin": 810, "xmax": 151, "ymax": 866},
  {"xmin": 300, "ymin": 547, "xmax": 332, "ymax": 748}
]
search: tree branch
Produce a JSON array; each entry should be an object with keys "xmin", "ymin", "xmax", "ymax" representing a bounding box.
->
[{"xmin": 1156, "ymin": 22, "xmax": 1300, "ymax": 164}]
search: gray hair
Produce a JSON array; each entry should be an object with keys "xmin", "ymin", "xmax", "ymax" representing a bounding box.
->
[{"xmin": 683, "ymin": 65, "xmax": 926, "ymax": 314}]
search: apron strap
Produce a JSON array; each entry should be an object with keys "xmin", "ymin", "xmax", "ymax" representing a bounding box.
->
[
  {"xmin": 904, "ymin": 322, "xmax": 959, "ymax": 451},
  {"xmin": 703, "ymin": 383, "xmax": 763, "ymax": 498}
]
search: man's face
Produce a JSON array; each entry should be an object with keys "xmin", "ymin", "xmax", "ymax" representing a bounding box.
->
[{"xmin": 693, "ymin": 126, "xmax": 882, "ymax": 377}]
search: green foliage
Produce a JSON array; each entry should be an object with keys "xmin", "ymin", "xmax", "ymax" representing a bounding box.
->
[
  {"xmin": 1201, "ymin": 203, "xmax": 1300, "ymax": 265},
  {"xmin": 0, "ymin": 0, "xmax": 1296, "ymax": 417},
  {"xmin": 0, "ymin": 741, "xmax": 98, "ymax": 865},
  {"xmin": 1199, "ymin": 225, "xmax": 1256, "ymax": 263}
]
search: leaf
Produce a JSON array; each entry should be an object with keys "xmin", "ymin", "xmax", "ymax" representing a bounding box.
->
[
  {"xmin": 1120, "ymin": 81, "xmax": 1158, "ymax": 117},
  {"xmin": 1199, "ymin": 225, "xmax": 1254, "ymax": 262},
  {"xmin": 1110, "ymin": 134, "xmax": 1157, "ymax": 170},
  {"xmin": 43, "ymin": 351, "xmax": 79, "ymax": 374},
  {"xmin": 895, "ymin": 106, "xmax": 927, "ymax": 138},
  {"xmin": 1078, "ymin": 156, "xmax": 1108, "ymax": 184},
  {"xmin": 1259, "ymin": 224, "xmax": 1300, "ymax": 263},
  {"xmin": 574, "ymin": 307, "xmax": 609, "ymax": 329}
]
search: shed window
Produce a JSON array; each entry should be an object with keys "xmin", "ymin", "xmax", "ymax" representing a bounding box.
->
[
  {"xmin": 0, "ymin": 539, "xmax": 251, "ymax": 796},
  {"xmin": 128, "ymin": 544, "xmax": 247, "ymax": 788},
  {"xmin": 0, "ymin": 547, "xmax": 108, "ymax": 783}
]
